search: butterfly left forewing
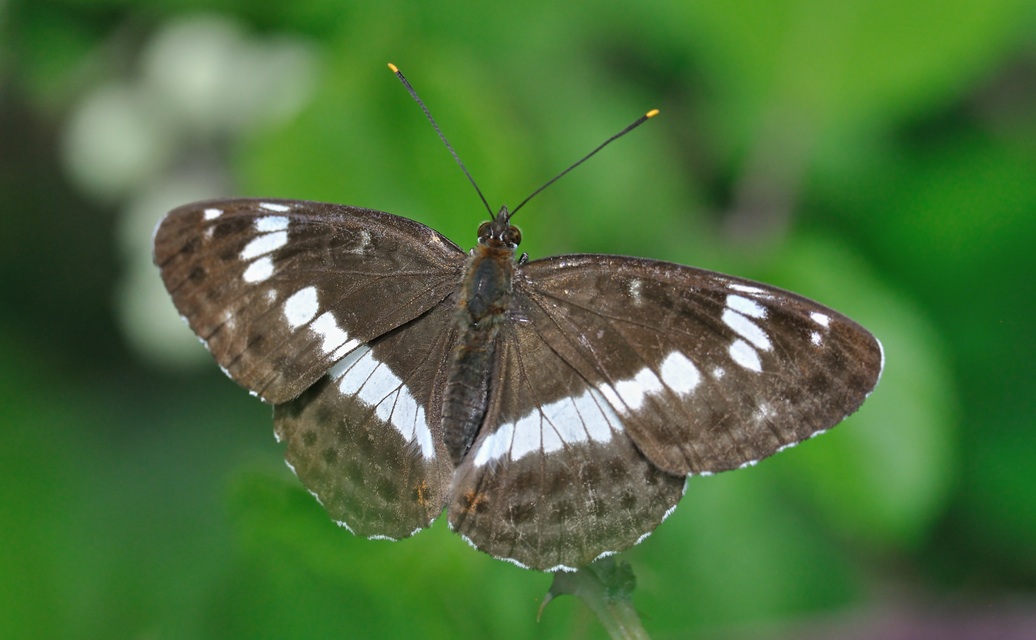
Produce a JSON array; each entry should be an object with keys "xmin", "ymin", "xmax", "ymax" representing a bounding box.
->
[
  {"xmin": 515, "ymin": 254, "xmax": 884, "ymax": 477},
  {"xmin": 153, "ymin": 198, "xmax": 465, "ymax": 403}
]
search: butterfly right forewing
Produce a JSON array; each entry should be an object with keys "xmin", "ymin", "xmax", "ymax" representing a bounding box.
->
[{"xmin": 516, "ymin": 254, "xmax": 884, "ymax": 477}]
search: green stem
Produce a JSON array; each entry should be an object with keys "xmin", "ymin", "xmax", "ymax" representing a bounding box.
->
[{"xmin": 539, "ymin": 557, "xmax": 650, "ymax": 639}]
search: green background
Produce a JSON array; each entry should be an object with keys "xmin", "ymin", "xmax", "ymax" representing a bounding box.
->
[{"xmin": 2, "ymin": 0, "xmax": 1034, "ymax": 638}]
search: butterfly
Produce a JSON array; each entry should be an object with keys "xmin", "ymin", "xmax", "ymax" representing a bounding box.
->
[{"xmin": 153, "ymin": 67, "xmax": 883, "ymax": 572}]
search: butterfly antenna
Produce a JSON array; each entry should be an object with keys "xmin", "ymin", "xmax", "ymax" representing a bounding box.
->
[
  {"xmin": 388, "ymin": 63, "xmax": 493, "ymax": 217},
  {"xmin": 510, "ymin": 108, "xmax": 659, "ymax": 218}
]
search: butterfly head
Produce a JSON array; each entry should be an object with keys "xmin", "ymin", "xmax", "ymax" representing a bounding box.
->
[{"xmin": 477, "ymin": 206, "xmax": 522, "ymax": 250}]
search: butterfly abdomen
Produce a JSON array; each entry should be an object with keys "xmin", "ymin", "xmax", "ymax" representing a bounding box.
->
[
  {"xmin": 442, "ymin": 324, "xmax": 498, "ymax": 465},
  {"xmin": 442, "ymin": 243, "xmax": 515, "ymax": 465}
]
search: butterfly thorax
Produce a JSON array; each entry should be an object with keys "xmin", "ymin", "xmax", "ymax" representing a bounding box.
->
[{"xmin": 441, "ymin": 207, "xmax": 521, "ymax": 465}]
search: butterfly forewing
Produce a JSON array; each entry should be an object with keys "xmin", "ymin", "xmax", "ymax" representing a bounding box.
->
[
  {"xmin": 515, "ymin": 255, "xmax": 884, "ymax": 476},
  {"xmin": 153, "ymin": 199, "xmax": 465, "ymax": 403}
]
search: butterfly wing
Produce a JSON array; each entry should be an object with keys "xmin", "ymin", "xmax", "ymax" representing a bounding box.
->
[
  {"xmin": 515, "ymin": 254, "xmax": 884, "ymax": 476},
  {"xmin": 448, "ymin": 253, "xmax": 882, "ymax": 570},
  {"xmin": 154, "ymin": 198, "xmax": 466, "ymax": 538},
  {"xmin": 273, "ymin": 302, "xmax": 459, "ymax": 539},
  {"xmin": 153, "ymin": 198, "xmax": 465, "ymax": 403},
  {"xmin": 447, "ymin": 319, "xmax": 686, "ymax": 571}
]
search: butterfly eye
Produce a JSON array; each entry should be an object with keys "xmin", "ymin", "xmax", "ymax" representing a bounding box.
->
[
  {"xmin": 477, "ymin": 221, "xmax": 492, "ymax": 243},
  {"xmin": 504, "ymin": 226, "xmax": 522, "ymax": 248}
]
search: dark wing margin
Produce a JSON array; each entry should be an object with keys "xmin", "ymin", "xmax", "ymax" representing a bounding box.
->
[
  {"xmin": 515, "ymin": 254, "xmax": 884, "ymax": 477},
  {"xmin": 153, "ymin": 198, "xmax": 465, "ymax": 403}
]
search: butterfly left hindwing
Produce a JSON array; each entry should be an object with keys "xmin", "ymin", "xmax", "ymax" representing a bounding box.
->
[{"xmin": 273, "ymin": 302, "xmax": 459, "ymax": 540}]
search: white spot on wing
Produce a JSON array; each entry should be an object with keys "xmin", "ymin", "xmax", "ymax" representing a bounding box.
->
[
  {"xmin": 729, "ymin": 339, "xmax": 762, "ymax": 372},
  {"xmin": 241, "ymin": 230, "xmax": 288, "ymax": 260},
  {"xmin": 615, "ymin": 368, "xmax": 664, "ymax": 412},
  {"xmin": 260, "ymin": 202, "xmax": 291, "ymax": 212},
  {"xmin": 242, "ymin": 256, "xmax": 274, "ymax": 283},
  {"xmin": 203, "ymin": 207, "xmax": 222, "ymax": 220},
  {"xmin": 332, "ymin": 345, "xmax": 435, "ymax": 459},
  {"xmin": 348, "ymin": 229, "xmax": 372, "ymax": 254},
  {"xmin": 309, "ymin": 311, "xmax": 355, "ymax": 358},
  {"xmin": 474, "ymin": 388, "xmax": 622, "ymax": 467},
  {"xmin": 255, "ymin": 215, "xmax": 289, "ymax": 232},
  {"xmin": 599, "ymin": 383, "xmax": 622, "ymax": 410},
  {"xmin": 329, "ymin": 344, "xmax": 368, "ymax": 380},
  {"xmin": 543, "ymin": 397, "xmax": 587, "ymax": 452},
  {"xmin": 660, "ymin": 352, "xmax": 701, "ymax": 395},
  {"xmin": 810, "ymin": 312, "xmax": 831, "ymax": 327},
  {"xmin": 810, "ymin": 330, "xmax": 822, "ymax": 346},
  {"xmin": 722, "ymin": 308, "xmax": 772, "ymax": 351},
  {"xmin": 753, "ymin": 402, "xmax": 775, "ymax": 423},
  {"xmin": 394, "ymin": 389, "xmax": 434, "ymax": 458},
  {"xmin": 357, "ymin": 361, "xmax": 401, "ymax": 410},
  {"xmin": 284, "ymin": 287, "xmax": 319, "ymax": 328},
  {"xmin": 580, "ymin": 389, "xmax": 617, "ymax": 442},
  {"xmin": 509, "ymin": 413, "xmax": 542, "ymax": 460},
  {"xmin": 505, "ymin": 556, "xmax": 537, "ymax": 571},
  {"xmin": 729, "ymin": 283, "xmax": 767, "ymax": 296},
  {"xmin": 873, "ymin": 337, "xmax": 886, "ymax": 391},
  {"xmin": 726, "ymin": 294, "xmax": 767, "ymax": 319},
  {"xmin": 628, "ymin": 278, "xmax": 644, "ymax": 306},
  {"xmin": 474, "ymin": 420, "xmax": 514, "ymax": 466}
]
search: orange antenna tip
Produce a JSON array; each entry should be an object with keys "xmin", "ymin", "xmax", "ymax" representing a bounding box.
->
[
  {"xmin": 646, "ymin": 109, "xmax": 660, "ymax": 118},
  {"xmin": 387, "ymin": 63, "xmax": 399, "ymax": 73}
]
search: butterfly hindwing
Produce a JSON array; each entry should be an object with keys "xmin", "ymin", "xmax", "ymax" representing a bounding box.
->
[
  {"xmin": 273, "ymin": 302, "xmax": 459, "ymax": 539},
  {"xmin": 447, "ymin": 318, "xmax": 686, "ymax": 571},
  {"xmin": 515, "ymin": 254, "xmax": 884, "ymax": 476},
  {"xmin": 153, "ymin": 198, "xmax": 465, "ymax": 403}
]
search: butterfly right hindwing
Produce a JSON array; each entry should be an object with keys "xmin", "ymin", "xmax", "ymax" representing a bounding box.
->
[{"xmin": 447, "ymin": 316, "xmax": 686, "ymax": 571}]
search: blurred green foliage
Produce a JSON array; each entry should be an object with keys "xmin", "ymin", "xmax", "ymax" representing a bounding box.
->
[{"xmin": 1, "ymin": 0, "xmax": 1034, "ymax": 638}]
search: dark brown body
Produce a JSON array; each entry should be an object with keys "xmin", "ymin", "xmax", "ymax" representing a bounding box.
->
[{"xmin": 442, "ymin": 208, "xmax": 520, "ymax": 464}]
